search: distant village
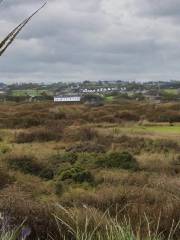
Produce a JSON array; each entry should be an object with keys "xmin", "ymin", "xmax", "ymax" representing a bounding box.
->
[{"xmin": 0, "ymin": 80, "xmax": 180, "ymax": 103}]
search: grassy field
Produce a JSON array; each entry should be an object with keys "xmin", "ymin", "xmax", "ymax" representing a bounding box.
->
[
  {"xmin": 108, "ymin": 124, "xmax": 180, "ymax": 136},
  {"xmin": 105, "ymin": 96, "xmax": 115, "ymax": 101},
  {"xmin": 163, "ymin": 89, "xmax": 179, "ymax": 94},
  {"xmin": 11, "ymin": 89, "xmax": 53, "ymax": 97},
  {"xmin": 0, "ymin": 101, "xmax": 179, "ymax": 239}
]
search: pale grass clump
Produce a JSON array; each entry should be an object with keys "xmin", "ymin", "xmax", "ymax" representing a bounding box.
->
[
  {"xmin": 0, "ymin": 220, "xmax": 25, "ymax": 240},
  {"xmin": 137, "ymin": 152, "xmax": 178, "ymax": 173},
  {"xmin": 54, "ymin": 205, "xmax": 179, "ymax": 240}
]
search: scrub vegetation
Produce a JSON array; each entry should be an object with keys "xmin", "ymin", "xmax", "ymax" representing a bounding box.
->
[{"xmin": 0, "ymin": 100, "xmax": 179, "ymax": 239}]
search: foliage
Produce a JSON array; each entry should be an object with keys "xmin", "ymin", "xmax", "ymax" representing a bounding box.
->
[
  {"xmin": 0, "ymin": 168, "xmax": 14, "ymax": 189},
  {"xmin": 5, "ymin": 154, "xmax": 53, "ymax": 180},
  {"xmin": 96, "ymin": 152, "xmax": 139, "ymax": 170},
  {"xmin": 66, "ymin": 142, "xmax": 106, "ymax": 153},
  {"xmin": 59, "ymin": 167, "xmax": 93, "ymax": 183},
  {"xmin": 52, "ymin": 153, "xmax": 78, "ymax": 167},
  {"xmin": 15, "ymin": 127, "xmax": 62, "ymax": 143},
  {"xmin": 77, "ymin": 127, "xmax": 99, "ymax": 141}
]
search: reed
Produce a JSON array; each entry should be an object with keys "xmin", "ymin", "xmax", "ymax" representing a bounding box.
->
[{"xmin": 0, "ymin": 1, "xmax": 46, "ymax": 56}]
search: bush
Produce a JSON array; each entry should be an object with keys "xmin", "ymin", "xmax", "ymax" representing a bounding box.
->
[
  {"xmin": 59, "ymin": 167, "xmax": 93, "ymax": 183},
  {"xmin": 0, "ymin": 168, "xmax": 14, "ymax": 189},
  {"xmin": 96, "ymin": 152, "xmax": 139, "ymax": 170},
  {"xmin": 115, "ymin": 111, "xmax": 140, "ymax": 121},
  {"xmin": 5, "ymin": 154, "xmax": 53, "ymax": 179},
  {"xmin": 73, "ymin": 170, "xmax": 93, "ymax": 183},
  {"xmin": 15, "ymin": 127, "xmax": 62, "ymax": 143},
  {"xmin": 0, "ymin": 144, "xmax": 11, "ymax": 154},
  {"xmin": 55, "ymin": 180, "xmax": 64, "ymax": 195},
  {"xmin": 51, "ymin": 153, "xmax": 78, "ymax": 167},
  {"xmin": 6, "ymin": 154, "xmax": 42, "ymax": 175},
  {"xmin": 78, "ymin": 127, "xmax": 99, "ymax": 141},
  {"xmin": 39, "ymin": 167, "xmax": 54, "ymax": 180},
  {"xmin": 66, "ymin": 142, "xmax": 105, "ymax": 153}
]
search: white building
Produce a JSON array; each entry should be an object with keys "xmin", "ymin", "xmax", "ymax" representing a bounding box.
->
[{"xmin": 54, "ymin": 96, "xmax": 81, "ymax": 103}]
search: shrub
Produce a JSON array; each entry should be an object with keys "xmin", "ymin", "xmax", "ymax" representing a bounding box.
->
[
  {"xmin": 75, "ymin": 152, "xmax": 99, "ymax": 169},
  {"xmin": 15, "ymin": 127, "xmax": 62, "ymax": 143},
  {"xmin": 0, "ymin": 144, "xmax": 11, "ymax": 154},
  {"xmin": 96, "ymin": 152, "xmax": 139, "ymax": 170},
  {"xmin": 0, "ymin": 168, "xmax": 14, "ymax": 189},
  {"xmin": 39, "ymin": 167, "xmax": 54, "ymax": 180},
  {"xmin": 6, "ymin": 154, "xmax": 42, "ymax": 175},
  {"xmin": 78, "ymin": 127, "xmax": 99, "ymax": 141},
  {"xmin": 55, "ymin": 180, "xmax": 64, "ymax": 195},
  {"xmin": 116, "ymin": 111, "xmax": 140, "ymax": 121},
  {"xmin": 5, "ymin": 154, "xmax": 54, "ymax": 179},
  {"xmin": 59, "ymin": 167, "xmax": 93, "ymax": 183},
  {"xmin": 20, "ymin": 116, "xmax": 43, "ymax": 128},
  {"xmin": 73, "ymin": 170, "xmax": 93, "ymax": 183},
  {"xmin": 66, "ymin": 142, "xmax": 105, "ymax": 153},
  {"xmin": 51, "ymin": 153, "xmax": 78, "ymax": 167}
]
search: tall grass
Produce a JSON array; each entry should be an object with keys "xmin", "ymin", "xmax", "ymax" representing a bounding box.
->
[
  {"xmin": 54, "ymin": 206, "xmax": 179, "ymax": 240},
  {"xmin": 0, "ymin": 221, "xmax": 24, "ymax": 240}
]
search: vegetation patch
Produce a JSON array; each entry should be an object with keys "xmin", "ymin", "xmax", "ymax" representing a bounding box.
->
[
  {"xmin": 96, "ymin": 152, "xmax": 139, "ymax": 170},
  {"xmin": 15, "ymin": 127, "xmax": 62, "ymax": 143},
  {"xmin": 5, "ymin": 154, "xmax": 54, "ymax": 179}
]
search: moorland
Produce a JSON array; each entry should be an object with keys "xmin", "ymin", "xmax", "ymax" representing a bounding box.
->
[{"xmin": 0, "ymin": 99, "xmax": 179, "ymax": 239}]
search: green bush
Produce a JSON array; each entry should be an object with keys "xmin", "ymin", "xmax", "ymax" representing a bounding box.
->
[
  {"xmin": 6, "ymin": 154, "xmax": 42, "ymax": 175},
  {"xmin": 0, "ymin": 144, "xmax": 11, "ymax": 154},
  {"xmin": 6, "ymin": 154, "xmax": 54, "ymax": 179},
  {"xmin": 75, "ymin": 152, "xmax": 99, "ymax": 169},
  {"xmin": 39, "ymin": 167, "xmax": 54, "ymax": 180},
  {"xmin": 96, "ymin": 152, "xmax": 139, "ymax": 170},
  {"xmin": 55, "ymin": 180, "xmax": 64, "ymax": 195},
  {"xmin": 59, "ymin": 167, "xmax": 93, "ymax": 183},
  {"xmin": 73, "ymin": 170, "xmax": 93, "ymax": 183},
  {"xmin": 52, "ymin": 152, "xmax": 78, "ymax": 166}
]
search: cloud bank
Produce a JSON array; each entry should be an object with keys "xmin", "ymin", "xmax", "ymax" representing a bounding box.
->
[{"xmin": 0, "ymin": 0, "xmax": 180, "ymax": 83}]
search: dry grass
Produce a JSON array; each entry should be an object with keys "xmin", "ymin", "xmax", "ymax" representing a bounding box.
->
[{"xmin": 0, "ymin": 102, "xmax": 179, "ymax": 238}]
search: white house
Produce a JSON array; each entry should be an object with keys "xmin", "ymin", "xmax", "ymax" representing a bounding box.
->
[{"xmin": 54, "ymin": 96, "xmax": 81, "ymax": 103}]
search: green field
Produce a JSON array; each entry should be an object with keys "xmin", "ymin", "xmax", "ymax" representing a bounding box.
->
[
  {"xmin": 110, "ymin": 124, "xmax": 180, "ymax": 136},
  {"xmin": 11, "ymin": 89, "xmax": 53, "ymax": 97},
  {"xmin": 163, "ymin": 89, "xmax": 179, "ymax": 94},
  {"xmin": 142, "ymin": 125, "xmax": 180, "ymax": 133},
  {"xmin": 105, "ymin": 96, "xmax": 114, "ymax": 101}
]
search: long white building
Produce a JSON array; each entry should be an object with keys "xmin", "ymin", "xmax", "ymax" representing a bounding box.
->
[{"xmin": 54, "ymin": 96, "xmax": 81, "ymax": 103}]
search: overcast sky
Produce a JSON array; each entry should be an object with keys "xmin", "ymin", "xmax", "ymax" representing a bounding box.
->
[{"xmin": 1, "ymin": 0, "xmax": 180, "ymax": 83}]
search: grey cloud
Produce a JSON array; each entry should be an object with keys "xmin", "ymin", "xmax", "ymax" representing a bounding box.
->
[
  {"xmin": 0, "ymin": 0, "xmax": 180, "ymax": 83},
  {"xmin": 138, "ymin": 0, "xmax": 180, "ymax": 19}
]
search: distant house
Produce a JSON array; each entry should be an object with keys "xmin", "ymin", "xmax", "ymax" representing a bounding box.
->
[{"xmin": 54, "ymin": 95, "xmax": 81, "ymax": 103}]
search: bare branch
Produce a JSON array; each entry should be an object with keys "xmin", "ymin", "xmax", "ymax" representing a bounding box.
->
[{"xmin": 0, "ymin": 2, "xmax": 47, "ymax": 56}]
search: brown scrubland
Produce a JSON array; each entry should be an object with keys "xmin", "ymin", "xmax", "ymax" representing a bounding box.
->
[{"xmin": 0, "ymin": 100, "xmax": 179, "ymax": 239}]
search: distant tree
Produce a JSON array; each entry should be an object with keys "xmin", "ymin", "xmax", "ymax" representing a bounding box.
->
[
  {"xmin": 0, "ymin": 0, "xmax": 46, "ymax": 56},
  {"xmin": 82, "ymin": 94, "xmax": 104, "ymax": 106}
]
